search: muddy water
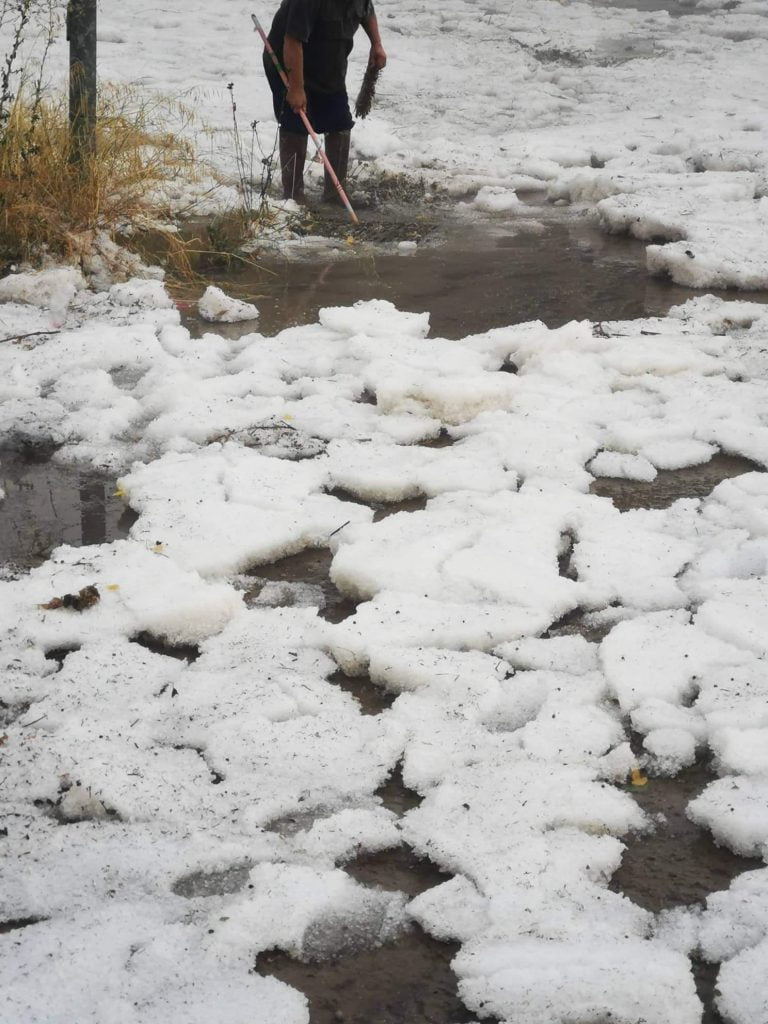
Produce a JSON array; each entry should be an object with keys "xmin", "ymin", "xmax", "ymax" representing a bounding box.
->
[
  {"xmin": 614, "ymin": 764, "xmax": 763, "ymax": 913},
  {"xmin": 0, "ymin": 451, "xmax": 136, "ymax": 570},
  {"xmin": 615, "ymin": 764, "xmax": 763, "ymax": 1024},
  {"xmin": 592, "ymin": 453, "xmax": 762, "ymax": 511},
  {"xmin": 257, "ymin": 929, "xmax": 477, "ymax": 1024},
  {"xmin": 245, "ymin": 547, "xmax": 357, "ymax": 624},
  {"xmin": 181, "ymin": 211, "xmax": 768, "ymax": 340}
]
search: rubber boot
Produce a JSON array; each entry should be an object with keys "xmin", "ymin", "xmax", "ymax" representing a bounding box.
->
[
  {"xmin": 322, "ymin": 130, "xmax": 351, "ymax": 204},
  {"xmin": 279, "ymin": 130, "xmax": 307, "ymax": 203}
]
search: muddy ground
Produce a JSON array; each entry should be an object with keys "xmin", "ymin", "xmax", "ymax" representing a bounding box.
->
[{"xmin": 2, "ymin": 189, "xmax": 768, "ymax": 1024}]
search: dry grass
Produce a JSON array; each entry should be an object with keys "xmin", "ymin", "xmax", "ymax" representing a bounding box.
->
[{"xmin": 0, "ymin": 84, "xmax": 197, "ymax": 267}]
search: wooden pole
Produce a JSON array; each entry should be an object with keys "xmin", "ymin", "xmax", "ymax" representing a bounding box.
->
[{"xmin": 67, "ymin": 0, "xmax": 97, "ymax": 162}]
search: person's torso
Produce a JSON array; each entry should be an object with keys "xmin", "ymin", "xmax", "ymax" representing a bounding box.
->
[{"xmin": 308, "ymin": 0, "xmax": 369, "ymax": 41}]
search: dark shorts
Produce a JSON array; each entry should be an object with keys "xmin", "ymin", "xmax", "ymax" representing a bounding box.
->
[{"xmin": 265, "ymin": 63, "xmax": 354, "ymax": 135}]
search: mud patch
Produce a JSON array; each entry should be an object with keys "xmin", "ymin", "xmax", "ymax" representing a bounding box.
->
[
  {"xmin": 0, "ymin": 452, "xmax": 136, "ymax": 570},
  {"xmin": 613, "ymin": 763, "xmax": 763, "ymax": 912},
  {"xmin": 591, "ymin": 454, "xmax": 763, "ymax": 511},
  {"xmin": 257, "ymin": 925, "xmax": 477, "ymax": 1024}
]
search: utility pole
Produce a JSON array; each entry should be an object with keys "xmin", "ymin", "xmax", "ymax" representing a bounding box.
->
[{"xmin": 67, "ymin": 0, "xmax": 97, "ymax": 162}]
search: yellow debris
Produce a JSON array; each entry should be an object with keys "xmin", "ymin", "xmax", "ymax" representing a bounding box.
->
[
  {"xmin": 630, "ymin": 767, "xmax": 648, "ymax": 787},
  {"xmin": 113, "ymin": 486, "xmax": 125, "ymax": 498},
  {"xmin": 106, "ymin": 584, "xmax": 120, "ymax": 592}
]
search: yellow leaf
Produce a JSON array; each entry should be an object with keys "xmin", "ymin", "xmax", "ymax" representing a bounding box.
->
[
  {"xmin": 106, "ymin": 584, "xmax": 120, "ymax": 592},
  {"xmin": 283, "ymin": 414, "xmax": 293, "ymax": 423},
  {"xmin": 630, "ymin": 767, "xmax": 648, "ymax": 787},
  {"xmin": 345, "ymin": 235, "xmax": 355, "ymax": 246},
  {"xmin": 113, "ymin": 486, "xmax": 125, "ymax": 498}
]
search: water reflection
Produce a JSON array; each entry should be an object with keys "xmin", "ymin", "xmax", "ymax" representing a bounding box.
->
[{"xmin": 0, "ymin": 453, "xmax": 137, "ymax": 569}]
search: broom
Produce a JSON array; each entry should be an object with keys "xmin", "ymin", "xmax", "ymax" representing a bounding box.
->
[{"xmin": 355, "ymin": 64, "xmax": 382, "ymax": 120}]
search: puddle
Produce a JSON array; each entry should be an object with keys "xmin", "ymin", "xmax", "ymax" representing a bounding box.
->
[
  {"xmin": 0, "ymin": 452, "xmax": 136, "ymax": 570},
  {"xmin": 345, "ymin": 847, "xmax": 452, "ymax": 899},
  {"xmin": 590, "ymin": 0, "xmax": 690, "ymax": 13},
  {"xmin": 545, "ymin": 609, "xmax": 616, "ymax": 644},
  {"xmin": 172, "ymin": 863, "xmax": 253, "ymax": 899},
  {"xmin": 245, "ymin": 548, "xmax": 357, "ymax": 624},
  {"xmin": 613, "ymin": 763, "xmax": 763, "ymax": 913},
  {"xmin": 375, "ymin": 762, "xmax": 422, "ymax": 818},
  {"xmin": 132, "ymin": 632, "xmax": 200, "ymax": 664},
  {"xmin": 328, "ymin": 487, "xmax": 428, "ymax": 524},
  {"xmin": 0, "ymin": 917, "xmax": 46, "ymax": 934},
  {"xmin": 180, "ymin": 211, "xmax": 768, "ymax": 341},
  {"xmin": 330, "ymin": 670, "xmax": 395, "ymax": 716},
  {"xmin": 694, "ymin": 960, "xmax": 725, "ymax": 1024},
  {"xmin": 591, "ymin": 454, "xmax": 762, "ymax": 511},
  {"xmin": 257, "ymin": 926, "xmax": 478, "ymax": 1024}
]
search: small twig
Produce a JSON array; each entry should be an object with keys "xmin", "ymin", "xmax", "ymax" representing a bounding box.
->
[
  {"xmin": 21, "ymin": 714, "xmax": 47, "ymax": 728},
  {"xmin": 328, "ymin": 520, "xmax": 351, "ymax": 539},
  {"xmin": 0, "ymin": 329, "xmax": 61, "ymax": 344}
]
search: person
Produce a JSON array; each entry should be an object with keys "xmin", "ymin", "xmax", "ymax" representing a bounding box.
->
[{"xmin": 264, "ymin": 0, "xmax": 386, "ymax": 204}]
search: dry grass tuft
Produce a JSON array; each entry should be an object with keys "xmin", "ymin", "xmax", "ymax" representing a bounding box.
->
[{"xmin": 0, "ymin": 84, "xmax": 197, "ymax": 268}]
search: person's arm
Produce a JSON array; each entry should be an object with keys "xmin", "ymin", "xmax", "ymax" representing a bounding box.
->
[
  {"xmin": 362, "ymin": 13, "xmax": 386, "ymax": 69},
  {"xmin": 283, "ymin": 33, "xmax": 307, "ymax": 112}
]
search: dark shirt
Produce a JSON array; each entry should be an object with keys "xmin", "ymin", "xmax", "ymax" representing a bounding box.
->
[{"xmin": 268, "ymin": 0, "xmax": 375, "ymax": 94}]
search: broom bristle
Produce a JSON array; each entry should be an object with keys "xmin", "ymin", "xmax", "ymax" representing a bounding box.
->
[{"xmin": 354, "ymin": 66, "xmax": 381, "ymax": 119}]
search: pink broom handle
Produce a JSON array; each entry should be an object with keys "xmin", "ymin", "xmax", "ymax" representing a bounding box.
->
[{"xmin": 252, "ymin": 12, "xmax": 359, "ymax": 225}]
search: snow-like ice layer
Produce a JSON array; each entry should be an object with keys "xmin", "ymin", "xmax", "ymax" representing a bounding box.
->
[
  {"xmin": 4, "ymin": 286, "xmax": 768, "ymax": 1020},
  {"xmin": 1, "ymin": 904, "xmax": 309, "ymax": 1024},
  {"xmin": 120, "ymin": 444, "xmax": 373, "ymax": 576},
  {"xmin": 0, "ymin": 540, "xmax": 242, "ymax": 650}
]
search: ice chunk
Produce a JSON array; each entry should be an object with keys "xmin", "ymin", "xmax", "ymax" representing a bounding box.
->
[
  {"xmin": 643, "ymin": 727, "xmax": 697, "ymax": 775},
  {"xmin": 319, "ymin": 298, "xmax": 429, "ymax": 339},
  {"xmin": 198, "ymin": 285, "xmax": 259, "ymax": 323},
  {"xmin": 0, "ymin": 267, "xmax": 86, "ymax": 317},
  {"xmin": 688, "ymin": 775, "xmax": 768, "ymax": 857},
  {"xmin": 455, "ymin": 937, "xmax": 701, "ymax": 1024}
]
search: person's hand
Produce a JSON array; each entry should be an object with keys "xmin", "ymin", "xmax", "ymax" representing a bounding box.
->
[
  {"xmin": 286, "ymin": 84, "xmax": 307, "ymax": 113},
  {"xmin": 369, "ymin": 44, "xmax": 387, "ymax": 70}
]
